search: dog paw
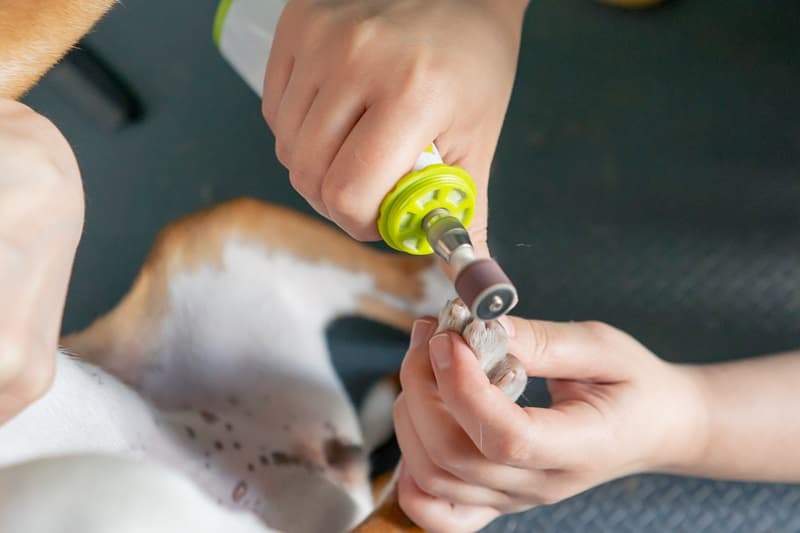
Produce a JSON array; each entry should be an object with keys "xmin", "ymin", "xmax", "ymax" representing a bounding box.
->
[
  {"xmin": 435, "ymin": 298, "xmax": 472, "ymax": 335},
  {"xmin": 435, "ymin": 298, "xmax": 527, "ymax": 401},
  {"xmin": 484, "ymin": 353, "xmax": 527, "ymax": 401}
]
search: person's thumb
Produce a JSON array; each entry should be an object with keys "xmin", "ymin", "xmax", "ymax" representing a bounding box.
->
[
  {"xmin": 452, "ymin": 149, "xmax": 492, "ymax": 259},
  {"xmin": 504, "ymin": 317, "xmax": 634, "ymax": 382}
]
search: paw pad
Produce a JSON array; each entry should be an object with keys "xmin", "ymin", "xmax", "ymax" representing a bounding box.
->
[{"xmin": 436, "ymin": 298, "xmax": 526, "ymax": 401}]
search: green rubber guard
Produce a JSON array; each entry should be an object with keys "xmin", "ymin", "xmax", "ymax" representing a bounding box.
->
[{"xmin": 378, "ymin": 164, "xmax": 477, "ymax": 255}]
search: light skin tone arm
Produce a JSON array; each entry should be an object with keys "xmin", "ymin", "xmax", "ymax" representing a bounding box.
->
[
  {"xmin": 262, "ymin": 0, "xmax": 530, "ymax": 255},
  {"xmin": 396, "ymin": 316, "xmax": 800, "ymax": 533},
  {"xmin": 0, "ymin": 100, "xmax": 85, "ymax": 423},
  {"xmin": 674, "ymin": 351, "xmax": 800, "ymax": 481}
]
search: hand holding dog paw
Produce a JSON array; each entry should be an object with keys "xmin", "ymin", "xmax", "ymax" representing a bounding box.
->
[
  {"xmin": 0, "ymin": 100, "xmax": 84, "ymax": 423},
  {"xmin": 394, "ymin": 316, "xmax": 708, "ymax": 533},
  {"xmin": 261, "ymin": 0, "xmax": 528, "ymax": 255}
]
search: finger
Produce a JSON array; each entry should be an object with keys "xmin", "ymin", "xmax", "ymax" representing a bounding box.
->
[
  {"xmin": 400, "ymin": 321, "xmax": 539, "ymax": 487},
  {"xmin": 505, "ymin": 317, "xmax": 635, "ymax": 382},
  {"xmin": 451, "ymin": 147, "xmax": 493, "ymax": 259},
  {"xmin": 290, "ymin": 85, "xmax": 366, "ymax": 217},
  {"xmin": 321, "ymin": 97, "xmax": 448, "ymax": 240},
  {"xmin": 431, "ymin": 331, "xmax": 611, "ymax": 469},
  {"xmin": 394, "ymin": 395, "xmax": 512, "ymax": 508},
  {"xmin": 396, "ymin": 461, "xmax": 499, "ymax": 533},
  {"xmin": 273, "ymin": 70, "xmax": 318, "ymax": 168},
  {"xmin": 0, "ymin": 113, "xmax": 82, "ymax": 421},
  {"xmin": 262, "ymin": 5, "xmax": 296, "ymax": 128}
]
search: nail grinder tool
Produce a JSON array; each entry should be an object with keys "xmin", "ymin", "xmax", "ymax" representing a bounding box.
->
[
  {"xmin": 213, "ymin": 0, "xmax": 519, "ymax": 320},
  {"xmin": 377, "ymin": 144, "xmax": 518, "ymax": 320}
]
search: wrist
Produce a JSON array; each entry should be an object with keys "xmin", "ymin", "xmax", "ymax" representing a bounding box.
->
[{"xmin": 647, "ymin": 362, "xmax": 711, "ymax": 475}]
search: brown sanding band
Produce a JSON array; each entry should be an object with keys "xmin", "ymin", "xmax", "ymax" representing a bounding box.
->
[{"xmin": 454, "ymin": 259, "xmax": 513, "ymax": 311}]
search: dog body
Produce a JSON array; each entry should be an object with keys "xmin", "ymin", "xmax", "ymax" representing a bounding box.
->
[{"xmin": 0, "ymin": 200, "xmax": 455, "ymax": 532}]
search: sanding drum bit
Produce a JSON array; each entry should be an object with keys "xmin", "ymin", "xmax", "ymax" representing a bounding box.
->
[{"xmin": 423, "ymin": 210, "xmax": 518, "ymax": 321}]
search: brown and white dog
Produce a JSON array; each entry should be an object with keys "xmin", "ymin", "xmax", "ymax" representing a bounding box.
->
[
  {"xmin": 0, "ymin": 198, "xmax": 523, "ymax": 533},
  {"xmin": 0, "ymin": 3, "xmax": 527, "ymax": 531}
]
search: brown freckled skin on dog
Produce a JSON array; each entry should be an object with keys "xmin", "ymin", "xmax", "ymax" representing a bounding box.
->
[
  {"xmin": 259, "ymin": 455, "xmax": 269, "ymax": 466},
  {"xmin": 232, "ymin": 481, "xmax": 247, "ymax": 502},
  {"xmin": 184, "ymin": 426, "xmax": 195, "ymax": 439},
  {"xmin": 324, "ymin": 438, "xmax": 364, "ymax": 470},
  {"xmin": 247, "ymin": 463, "xmax": 255, "ymax": 472},
  {"xmin": 200, "ymin": 410, "xmax": 218, "ymax": 424},
  {"xmin": 204, "ymin": 451, "xmax": 210, "ymax": 458},
  {"xmin": 272, "ymin": 451, "xmax": 302, "ymax": 466},
  {"xmin": 205, "ymin": 462, "xmax": 210, "ymax": 469},
  {"xmin": 233, "ymin": 441, "xmax": 242, "ymax": 450},
  {"xmin": 227, "ymin": 395, "xmax": 239, "ymax": 406},
  {"xmin": 214, "ymin": 441, "xmax": 224, "ymax": 451},
  {"xmin": 225, "ymin": 422, "xmax": 233, "ymax": 431},
  {"xmin": 282, "ymin": 424, "xmax": 290, "ymax": 431}
]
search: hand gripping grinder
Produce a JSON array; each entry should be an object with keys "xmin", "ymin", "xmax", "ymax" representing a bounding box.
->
[{"xmin": 214, "ymin": 0, "xmax": 519, "ymax": 320}]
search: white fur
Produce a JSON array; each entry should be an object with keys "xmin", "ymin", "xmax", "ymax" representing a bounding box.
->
[
  {"xmin": 359, "ymin": 378, "xmax": 399, "ymax": 453},
  {"xmin": 0, "ymin": 454, "xmax": 275, "ymax": 533},
  {"xmin": 0, "ymin": 239, "xmax": 451, "ymax": 533},
  {"xmin": 0, "ymin": 239, "xmax": 510, "ymax": 532}
]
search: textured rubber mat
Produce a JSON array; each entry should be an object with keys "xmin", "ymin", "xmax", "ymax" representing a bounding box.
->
[{"xmin": 487, "ymin": 475, "xmax": 800, "ymax": 533}]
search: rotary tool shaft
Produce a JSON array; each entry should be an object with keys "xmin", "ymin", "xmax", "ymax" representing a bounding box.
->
[{"xmin": 422, "ymin": 210, "xmax": 518, "ymax": 320}]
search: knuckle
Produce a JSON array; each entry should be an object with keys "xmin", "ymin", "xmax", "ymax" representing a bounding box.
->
[
  {"xmin": 0, "ymin": 337, "xmax": 29, "ymax": 390},
  {"xmin": 524, "ymin": 320, "xmax": 550, "ymax": 359},
  {"xmin": 288, "ymin": 167, "xmax": 315, "ymax": 198},
  {"xmin": 339, "ymin": 17, "xmax": 382, "ymax": 56},
  {"xmin": 274, "ymin": 140, "xmax": 291, "ymax": 168},
  {"xmin": 5, "ymin": 116, "xmax": 80, "ymax": 190},
  {"xmin": 582, "ymin": 320, "xmax": 619, "ymax": 343},
  {"xmin": 0, "ymin": 336, "xmax": 54, "ymax": 404},
  {"xmin": 484, "ymin": 430, "xmax": 530, "ymax": 465},
  {"xmin": 413, "ymin": 471, "xmax": 446, "ymax": 498},
  {"xmin": 426, "ymin": 432, "xmax": 464, "ymax": 473},
  {"xmin": 319, "ymin": 181, "xmax": 350, "ymax": 215},
  {"xmin": 320, "ymin": 182, "xmax": 370, "ymax": 233},
  {"xmin": 395, "ymin": 54, "xmax": 447, "ymax": 103},
  {"xmin": 531, "ymin": 487, "xmax": 567, "ymax": 506},
  {"xmin": 22, "ymin": 353, "xmax": 55, "ymax": 404}
]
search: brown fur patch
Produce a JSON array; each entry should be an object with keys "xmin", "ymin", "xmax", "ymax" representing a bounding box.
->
[
  {"xmin": 0, "ymin": 0, "xmax": 118, "ymax": 98},
  {"xmin": 62, "ymin": 199, "xmax": 433, "ymax": 378}
]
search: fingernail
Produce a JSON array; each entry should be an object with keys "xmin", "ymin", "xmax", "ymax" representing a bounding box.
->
[
  {"xmin": 429, "ymin": 333, "xmax": 452, "ymax": 370},
  {"xmin": 410, "ymin": 319, "xmax": 435, "ymax": 349}
]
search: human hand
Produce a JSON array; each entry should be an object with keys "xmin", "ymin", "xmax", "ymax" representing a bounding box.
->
[
  {"xmin": 394, "ymin": 316, "xmax": 708, "ymax": 532},
  {"xmin": 0, "ymin": 100, "xmax": 84, "ymax": 423},
  {"xmin": 261, "ymin": 0, "xmax": 528, "ymax": 255}
]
